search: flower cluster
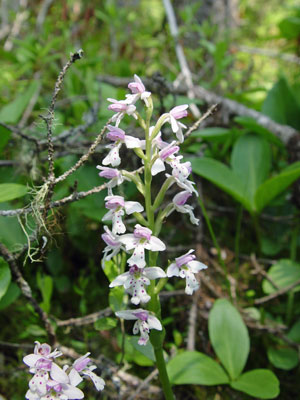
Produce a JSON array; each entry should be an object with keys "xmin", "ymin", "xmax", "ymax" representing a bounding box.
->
[
  {"xmin": 99, "ymin": 75, "xmax": 208, "ymax": 345},
  {"xmin": 23, "ymin": 341, "xmax": 104, "ymax": 400}
]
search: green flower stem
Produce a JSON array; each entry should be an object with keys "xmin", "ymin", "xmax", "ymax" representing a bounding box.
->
[
  {"xmin": 152, "ymin": 177, "xmax": 174, "ymax": 211},
  {"xmin": 150, "ymin": 330, "xmax": 175, "ymax": 400},
  {"xmin": 133, "ymin": 212, "xmax": 149, "ymax": 227},
  {"xmin": 122, "ymin": 170, "xmax": 145, "ymax": 196},
  {"xmin": 151, "ymin": 114, "xmax": 168, "ymax": 140},
  {"xmin": 154, "ymin": 204, "xmax": 174, "ymax": 236}
]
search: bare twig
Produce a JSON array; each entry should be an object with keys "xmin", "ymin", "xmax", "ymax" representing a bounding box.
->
[
  {"xmin": 54, "ymin": 119, "xmax": 112, "ymax": 184},
  {"xmin": 185, "ymin": 104, "xmax": 218, "ymax": 138},
  {"xmin": 56, "ymin": 307, "xmax": 112, "ymax": 327},
  {"xmin": 0, "ymin": 183, "xmax": 107, "ymax": 217},
  {"xmin": 250, "ymin": 254, "xmax": 279, "ymax": 290},
  {"xmin": 41, "ymin": 49, "xmax": 84, "ymax": 183},
  {"xmin": 127, "ymin": 368, "xmax": 159, "ymax": 400},
  {"xmin": 254, "ymin": 279, "xmax": 300, "ymax": 305},
  {"xmin": 0, "ymin": 242, "xmax": 56, "ymax": 344},
  {"xmin": 236, "ymin": 45, "xmax": 300, "ymax": 66}
]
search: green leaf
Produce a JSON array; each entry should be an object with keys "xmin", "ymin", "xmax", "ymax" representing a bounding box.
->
[
  {"xmin": 234, "ymin": 116, "xmax": 284, "ymax": 147},
  {"xmin": 189, "ymin": 157, "xmax": 252, "ymax": 211},
  {"xmin": 255, "ymin": 162, "xmax": 300, "ymax": 212},
  {"xmin": 208, "ymin": 299, "xmax": 249, "ymax": 380},
  {"xmin": 191, "ymin": 127, "xmax": 231, "ymax": 140},
  {"xmin": 231, "ymin": 133, "xmax": 271, "ymax": 205},
  {"xmin": 267, "ymin": 346, "xmax": 299, "ymax": 370},
  {"xmin": 94, "ymin": 317, "xmax": 117, "ymax": 331},
  {"xmin": 36, "ymin": 272, "xmax": 53, "ymax": 313},
  {"xmin": 130, "ymin": 337, "xmax": 156, "ymax": 362},
  {"xmin": 167, "ymin": 351, "xmax": 229, "ymax": 385},
  {"xmin": 287, "ymin": 321, "xmax": 300, "ymax": 343},
  {"xmin": 0, "ymin": 282, "xmax": 20, "ymax": 310},
  {"xmin": 262, "ymin": 77, "xmax": 300, "ymax": 129},
  {"xmin": 0, "ymin": 258, "xmax": 11, "ymax": 301},
  {"xmin": 230, "ymin": 369, "xmax": 280, "ymax": 399},
  {"xmin": 279, "ymin": 16, "xmax": 300, "ymax": 39},
  {"xmin": 0, "ymin": 81, "xmax": 40, "ymax": 124},
  {"xmin": 109, "ymin": 287, "xmax": 124, "ymax": 312},
  {"xmin": 0, "ymin": 183, "xmax": 28, "ymax": 203},
  {"xmin": 262, "ymin": 259, "xmax": 300, "ymax": 294}
]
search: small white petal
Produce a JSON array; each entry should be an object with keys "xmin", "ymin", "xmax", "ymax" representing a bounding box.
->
[
  {"xmin": 147, "ymin": 315, "xmax": 162, "ymax": 330},
  {"xmin": 146, "ymin": 236, "xmax": 166, "ymax": 251},
  {"xmin": 109, "ymin": 272, "xmax": 130, "ymax": 287},
  {"xmin": 118, "ymin": 234, "xmax": 136, "ymax": 250},
  {"xmin": 144, "ymin": 267, "xmax": 166, "ymax": 279},
  {"xmin": 167, "ymin": 263, "xmax": 180, "ymax": 277},
  {"xmin": 50, "ymin": 362, "xmax": 69, "ymax": 384},
  {"xmin": 69, "ymin": 368, "xmax": 83, "ymax": 387},
  {"xmin": 151, "ymin": 158, "xmax": 165, "ymax": 176},
  {"xmin": 124, "ymin": 201, "xmax": 144, "ymax": 214},
  {"xmin": 188, "ymin": 260, "xmax": 208, "ymax": 273},
  {"xmin": 83, "ymin": 369, "xmax": 105, "ymax": 391}
]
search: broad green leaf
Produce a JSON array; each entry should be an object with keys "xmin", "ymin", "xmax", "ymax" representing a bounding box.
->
[
  {"xmin": 231, "ymin": 133, "xmax": 271, "ymax": 204},
  {"xmin": 267, "ymin": 346, "xmax": 298, "ymax": 370},
  {"xmin": 234, "ymin": 116, "xmax": 284, "ymax": 147},
  {"xmin": 36, "ymin": 272, "xmax": 53, "ymax": 313},
  {"xmin": 130, "ymin": 337, "xmax": 156, "ymax": 362},
  {"xmin": 0, "ymin": 258, "xmax": 11, "ymax": 301},
  {"xmin": 262, "ymin": 259, "xmax": 300, "ymax": 294},
  {"xmin": 255, "ymin": 162, "xmax": 300, "ymax": 212},
  {"xmin": 94, "ymin": 317, "xmax": 117, "ymax": 331},
  {"xmin": 279, "ymin": 16, "xmax": 300, "ymax": 39},
  {"xmin": 208, "ymin": 299, "xmax": 249, "ymax": 380},
  {"xmin": 262, "ymin": 77, "xmax": 300, "ymax": 129},
  {"xmin": 167, "ymin": 351, "xmax": 229, "ymax": 385},
  {"xmin": 0, "ymin": 183, "xmax": 28, "ymax": 203},
  {"xmin": 0, "ymin": 81, "xmax": 40, "ymax": 124},
  {"xmin": 0, "ymin": 282, "xmax": 20, "ymax": 310},
  {"xmin": 109, "ymin": 287, "xmax": 124, "ymax": 312},
  {"xmin": 287, "ymin": 321, "xmax": 300, "ymax": 343},
  {"xmin": 189, "ymin": 157, "xmax": 251, "ymax": 211},
  {"xmin": 230, "ymin": 369, "xmax": 280, "ymax": 399},
  {"xmin": 191, "ymin": 127, "xmax": 230, "ymax": 140}
]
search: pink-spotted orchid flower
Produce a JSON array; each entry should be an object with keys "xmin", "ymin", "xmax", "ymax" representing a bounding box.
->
[
  {"xmin": 116, "ymin": 308, "xmax": 162, "ymax": 345},
  {"xmin": 110, "ymin": 265, "xmax": 166, "ymax": 305},
  {"xmin": 118, "ymin": 224, "xmax": 165, "ymax": 269},
  {"xmin": 102, "ymin": 195, "xmax": 144, "ymax": 234},
  {"xmin": 167, "ymin": 250, "xmax": 207, "ymax": 295}
]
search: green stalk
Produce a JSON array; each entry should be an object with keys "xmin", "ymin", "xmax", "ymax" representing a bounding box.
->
[
  {"xmin": 197, "ymin": 196, "xmax": 227, "ymax": 272},
  {"xmin": 235, "ymin": 205, "xmax": 243, "ymax": 272}
]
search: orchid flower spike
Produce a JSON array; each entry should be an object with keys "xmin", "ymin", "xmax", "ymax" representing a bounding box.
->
[
  {"xmin": 116, "ymin": 308, "xmax": 162, "ymax": 345},
  {"xmin": 167, "ymin": 249, "xmax": 207, "ymax": 295}
]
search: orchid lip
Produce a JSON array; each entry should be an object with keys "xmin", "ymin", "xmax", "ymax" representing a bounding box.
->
[{"xmin": 134, "ymin": 311, "xmax": 149, "ymax": 321}]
